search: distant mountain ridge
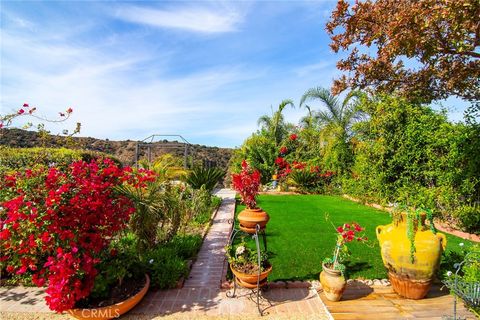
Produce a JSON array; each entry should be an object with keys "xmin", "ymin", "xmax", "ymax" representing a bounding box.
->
[{"xmin": 0, "ymin": 129, "xmax": 233, "ymax": 171}]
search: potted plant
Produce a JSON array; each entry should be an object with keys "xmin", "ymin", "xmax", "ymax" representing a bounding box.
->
[
  {"xmin": 225, "ymin": 239, "xmax": 272, "ymax": 288},
  {"xmin": 232, "ymin": 160, "xmax": 269, "ymax": 233},
  {"xmin": 376, "ymin": 207, "xmax": 447, "ymax": 299},
  {"xmin": 320, "ymin": 222, "xmax": 367, "ymax": 301},
  {"xmin": 68, "ymin": 238, "xmax": 150, "ymax": 320},
  {"xmin": 0, "ymin": 159, "xmax": 152, "ymax": 316}
]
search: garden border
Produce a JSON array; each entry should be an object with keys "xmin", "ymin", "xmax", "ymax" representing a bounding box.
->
[{"xmin": 342, "ymin": 194, "xmax": 480, "ymax": 243}]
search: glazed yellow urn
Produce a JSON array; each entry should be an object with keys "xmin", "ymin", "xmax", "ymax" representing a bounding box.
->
[{"xmin": 376, "ymin": 213, "xmax": 447, "ymax": 299}]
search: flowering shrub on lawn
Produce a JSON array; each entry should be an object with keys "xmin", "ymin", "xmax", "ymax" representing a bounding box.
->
[
  {"xmin": 231, "ymin": 160, "xmax": 261, "ymax": 209},
  {"xmin": 0, "ymin": 158, "xmax": 154, "ymax": 312}
]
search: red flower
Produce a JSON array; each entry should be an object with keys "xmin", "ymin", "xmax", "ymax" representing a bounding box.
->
[
  {"xmin": 6, "ymin": 265, "xmax": 15, "ymax": 273},
  {"xmin": 231, "ymin": 160, "xmax": 261, "ymax": 209},
  {"xmin": 279, "ymin": 146, "xmax": 288, "ymax": 154},
  {"xmin": 0, "ymin": 158, "xmax": 143, "ymax": 312},
  {"xmin": 17, "ymin": 109, "xmax": 25, "ymax": 115},
  {"xmin": 336, "ymin": 226, "xmax": 344, "ymax": 233},
  {"xmin": 23, "ymin": 103, "xmax": 29, "ymax": 107},
  {"xmin": 66, "ymin": 107, "xmax": 73, "ymax": 114},
  {"xmin": 289, "ymin": 134, "xmax": 297, "ymax": 141}
]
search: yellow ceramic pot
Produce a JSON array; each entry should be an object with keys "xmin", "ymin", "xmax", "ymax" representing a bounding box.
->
[{"xmin": 376, "ymin": 213, "xmax": 446, "ymax": 299}]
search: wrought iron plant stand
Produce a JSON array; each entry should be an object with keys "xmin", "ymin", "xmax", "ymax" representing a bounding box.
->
[
  {"xmin": 226, "ymin": 222, "xmax": 269, "ymax": 316},
  {"xmin": 442, "ymin": 251, "xmax": 480, "ymax": 320}
]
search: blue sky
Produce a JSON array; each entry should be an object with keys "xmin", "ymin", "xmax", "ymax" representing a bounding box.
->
[{"xmin": 0, "ymin": 1, "xmax": 468, "ymax": 148}]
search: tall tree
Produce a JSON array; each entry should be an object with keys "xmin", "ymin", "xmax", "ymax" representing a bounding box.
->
[
  {"xmin": 257, "ymin": 99, "xmax": 295, "ymax": 146},
  {"xmin": 326, "ymin": 0, "xmax": 480, "ymax": 103},
  {"xmin": 299, "ymin": 87, "xmax": 363, "ymax": 173}
]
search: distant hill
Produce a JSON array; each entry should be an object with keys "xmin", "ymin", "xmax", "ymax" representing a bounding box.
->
[{"xmin": 0, "ymin": 129, "xmax": 233, "ymax": 171}]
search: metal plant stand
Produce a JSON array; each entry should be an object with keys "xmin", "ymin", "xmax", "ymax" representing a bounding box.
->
[
  {"xmin": 226, "ymin": 223, "xmax": 269, "ymax": 316},
  {"xmin": 442, "ymin": 252, "xmax": 480, "ymax": 320}
]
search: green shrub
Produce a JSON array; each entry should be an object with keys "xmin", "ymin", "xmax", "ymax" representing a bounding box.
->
[
  {"xmin": 289, "ymin": 170, "xmax": 320, "ymax": 193},
  {"xmin": 0, "ymin": 146, "xmax": 110, "ymax": 174},
  {"xmin": 185, "ymin": 166, "xmax": 225, "ymax": 191},
  {"xmin": 90, "ymin": 237, "xmax": 145, "ymax": 300},
  {"xmin": 454, "ymin": 205, "xmax": 480, "ymax": 235},
  {"xmin": 145, "ymin": 247, "xmax": 188, "ymax": 289},
  {"xmin": 165, "ymin": 234, "xmax": 203, "ymax": 260}
]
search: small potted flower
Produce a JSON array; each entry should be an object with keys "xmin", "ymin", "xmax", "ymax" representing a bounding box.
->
[
  {"xmin": 225, "ymin": 239, "xmax": 272, "ymax": 288},
  {"xmin": 320, "ymin": 222, "xmax": 367, "ymax": 301},
  {"xmin": 232, "ymin": 160, "xmax": 269, "ymax": 233}
]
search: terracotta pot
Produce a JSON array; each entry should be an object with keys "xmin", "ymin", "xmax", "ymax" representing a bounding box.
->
[
  {"xmin": 68, "ymin": 274, "xmax": 150, "ymax": 320},
  {"xmin": 237, "ymin": 208, "xmax": 270, "ymax": 234},
  {"xmin": 376, "ymin": 213, "xmax": 447, "ymax": 299},
  {"xmin": 320, "ymin": 263, "xmax": 346, "ymax": 302},
  {"xmin": 230, "ymin": 264, "xmax": 272, "ymax": 288}
]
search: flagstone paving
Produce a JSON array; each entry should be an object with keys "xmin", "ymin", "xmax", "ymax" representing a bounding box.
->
[{"xmin": 0, "ymin": 189, "xmax": 475, "ymax": 319}]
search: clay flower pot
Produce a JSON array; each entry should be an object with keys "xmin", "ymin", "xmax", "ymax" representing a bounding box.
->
[
  {"xmin": 320, "ymin": 263, "xmax": 346, "ymax": 302},
  {"xmin": 230, "ymin": 264, "xmax": 272, "ymax": 289},
  {"xmin": 68, "ymin": 274, "xmax": 150, "ymax": 320},
  {"xmin": 237, "ymin": 208, "xmax": 270, "ymax": 234},
  {"xmin": 376, "ymin": 213, "xmax": 447, "ymax": 299}
]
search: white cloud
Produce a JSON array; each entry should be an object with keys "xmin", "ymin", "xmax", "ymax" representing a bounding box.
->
[
  {"xmin": 294, "ymin": 61, "xmax": 335, "ymax": 77},
  {"xmin": 114, "ymin": 4, "xmax": 244, "ymax": 33}
]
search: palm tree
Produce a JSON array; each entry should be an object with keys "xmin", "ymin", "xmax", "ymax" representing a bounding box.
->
[
  {"xmin": 299, "ymin": 87, "xmax": 364, "ymax": 174},
  {"xmin": 257, "ymin": 99, "xmax": 295, "ymax": 146}
]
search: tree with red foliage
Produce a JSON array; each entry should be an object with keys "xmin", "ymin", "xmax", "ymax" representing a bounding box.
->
[{"xmin": 327, "ymin": 0, "xmax": 480, "ymax": 103}]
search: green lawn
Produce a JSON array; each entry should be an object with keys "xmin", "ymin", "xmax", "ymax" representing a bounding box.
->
[{"xmin": 235, "ymin": 194, "xmax": 475, "ymax": 281}]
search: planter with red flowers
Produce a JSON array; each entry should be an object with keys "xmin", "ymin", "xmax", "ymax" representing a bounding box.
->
[
  {"xmin": 232, "ymin": 160, "xmax": 269, "ymax": 233},
  {"xmin": 320, "ymin": 222, "xmax": 368, "ymax": 301},
  {"xmin": 0, "ymin": 158, "xmax": 154, "ymax": 315}
]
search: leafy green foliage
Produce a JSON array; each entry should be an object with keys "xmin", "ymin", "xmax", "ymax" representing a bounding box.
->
[
  {"xmin": 185, "ymin": 166, "xmax": 225, "ymax": 191},
  {"xmin": 145, "ymin": 247, "xmax": 188, "ymax": 289},
  {"xmin": 0, "ymin": 146, "xmax": 108, "ymax": 175},
  {"xmin": 346, "ymin": 95, "xmax": 479, "ymax": 232},
  {"xmin": 165, "ymin": 234, "xmax": 203, "ymax": 260},
  {"xmin": 90, "ymin": 236, "xmax": 145, "ymax": 300}
]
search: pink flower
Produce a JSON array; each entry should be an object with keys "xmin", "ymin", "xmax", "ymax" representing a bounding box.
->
[
  {"xmin": 23, "ymin": 103, "xmax": 29, "ymax": 107},
  {"xmin": 17, "ymin": 109, "xmax": 25, "ymax": 115}
]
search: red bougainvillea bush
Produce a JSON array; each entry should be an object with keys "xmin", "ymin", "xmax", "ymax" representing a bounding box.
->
[
  {"xmin": 231, "ymin": 160, "xmax": 261, "ymax": 209},
  {"xmin": 0, "ymin": 158, "xmax": 154, "ymax": 312}
]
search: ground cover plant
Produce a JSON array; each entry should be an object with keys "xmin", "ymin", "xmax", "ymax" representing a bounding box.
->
[{"xmin": 235, "ymin": 194, "xmax": 476, "ymax": 282}]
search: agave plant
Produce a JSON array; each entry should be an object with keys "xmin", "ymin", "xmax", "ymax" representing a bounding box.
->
[{"xmin": 185, "ymin": 166, "xmax": 225, "ymax": 192}]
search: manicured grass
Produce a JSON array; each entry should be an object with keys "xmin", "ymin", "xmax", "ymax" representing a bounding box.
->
[{"xmin": 235, "ymin": 194, "xmax": 475, "ymax": 281}]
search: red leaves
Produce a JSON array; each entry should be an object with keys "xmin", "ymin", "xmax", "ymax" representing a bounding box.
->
[
  {"xmin": 0, "ymin": 158, "xmax": 148, "ymax": 312},
  {"xmin": 231, "ymin": 160, "xmax": 261, "ymax": 209}
]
